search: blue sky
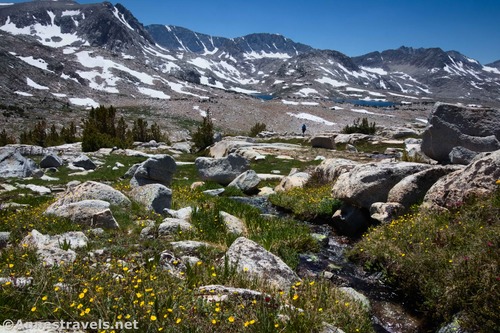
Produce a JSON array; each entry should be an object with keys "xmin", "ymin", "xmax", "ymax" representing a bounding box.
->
[{"xmin": 3, "ymin": 0, "xmax": 500, "ymax": 64}]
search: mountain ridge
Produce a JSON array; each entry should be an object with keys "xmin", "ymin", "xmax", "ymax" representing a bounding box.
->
[{"xmin": 0, "ymin": 0, "xmax": 498, "ymax": 136}]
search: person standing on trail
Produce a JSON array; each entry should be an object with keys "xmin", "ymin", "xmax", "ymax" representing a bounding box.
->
[{"xmin": 301, "ymin": 123, "xmax": 307, "ymax": 136}]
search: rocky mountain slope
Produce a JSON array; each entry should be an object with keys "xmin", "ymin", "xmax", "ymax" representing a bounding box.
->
[{"xmin": 0, "ymin": 0, "xmax": 499, "ymax": 137}]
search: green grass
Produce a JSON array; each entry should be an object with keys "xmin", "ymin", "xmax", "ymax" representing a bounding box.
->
[
  {"xmin": 0, "ymin": 147, "xmax": 377, "ymax": 332},
  {"xmin": 269, "ymin": 184, "xmax": 342, "ymax": 222},
  {"xmin": 348, "ymin": 187, "xmax": 500, "ymax": 332}
]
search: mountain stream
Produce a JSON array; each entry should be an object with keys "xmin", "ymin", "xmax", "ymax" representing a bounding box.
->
[{"xmin": 229, "ymin": 196, "xmax": 432, "ymax": 333}]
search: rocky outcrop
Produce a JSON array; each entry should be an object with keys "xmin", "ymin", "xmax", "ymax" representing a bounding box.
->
[
  {"xmin": 72, "ymin": 154, "xmax": 97, "ymax": 170},
  {"xmin": 130, "ymin": 154, "xmax": 177, "ymax": 187},
  {"xmin": 423, "ymin": 150, "xmax": 500, "ymax": 209},
  {"xmin": 332, "ymin": 204, "xmax": 373, "ymax": 236},
  {"xmin": 387, "ymin": 165, "xmax": 463, "ymax": 210},
  {"xmin": 158, "ymin": 218, "xmax": 194, "ymax": 235},
  {"xmin": 311, "ymin": 135, "xmax": 336, "ymax": 149},
  {"xmin": 369, "ymin": 202, "xmax": 405, "ymax": 224},
  {"xmin": 0, "ymin": 151, "xmax": 37, "ymax": 178},
  {"xmin": 448, "ymin": 146, "xmax": 478, "ymax": 165},
  {"xmin": 332, "ymin": 162, "xmax": 431, "ymax": 209},
  {"xmin": 220, "ymin": 211, "xmax": 247, "ymax": 235},
  {"xmin": 227, "ymin": 170, "xmax": 261, "ymax": 194},
  {"xmin": 47, "ymin": 181, "xmax": 131, "ymax": 210},
  {"xmin": 129, "ymin": 183, "xmax": 172, "ymax": 214},
  {"xmin": 40, "ymin": 153, "xmax": 64, "ymax": 168},
  {"xmin": 21, "ymin": 230, "xmax": 88, "ymax": 266},
  {"xmin": 225, "ymin": 237, "xmax": 299, "ymax": 290},
  {"xmin": 198, "ymin": 284, "xmax": 269, "ymax": 303},
  {"xmin": 45, "ymin": 200, "xmax": 119, "ymax": 229},
  {"xmin": 314, "ymin": 158, "xmax": 359, "ymax": 182},
  {"xmin": 421, "ymin": 103, "xmax": 500, "ymax": 163},
  {"xmin": 195, "ymin": 153, "xmax": 249, "ymax": 185},
  {"xmin": 274, "ymin": 169, "xmax": 310, "ymax": 192}
]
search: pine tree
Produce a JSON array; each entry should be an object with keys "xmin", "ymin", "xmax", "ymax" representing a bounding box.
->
[{"xmin": 192, "ymin": 109, "xmax": 214, "ymax": 152}]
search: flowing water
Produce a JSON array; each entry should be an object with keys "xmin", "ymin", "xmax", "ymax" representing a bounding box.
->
[{"xmin": 229, "ymin": 196, "xmax": 431, "ymax": 333}]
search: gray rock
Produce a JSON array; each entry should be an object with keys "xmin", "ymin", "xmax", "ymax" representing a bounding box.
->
[
  {"xmin": 0, "ymin": 277, "xmax": 33, "ymax": 289},
  {"xmin": 423, "ymin": 150, "xmax": 500, "ymax": 210},
  {"xmin": 140, "ymin": 226, "xmax": 156, "ymax": 240},
  {"xmin": 387, "ymin": 165, "xmax": 463, "ymax": 209},
  {"xmin": 346, "ymin": 144, "xmax": 358, "ymax": 153},
  {"xmin": 334, "ymin": 133, "xmax": 372, "ymax": 144},
  {"xmin": 130, "ymin": 154, "xmax": 177, "ymax": 187},
  {"xmin": 320, "ymin": 322, "xmax": 346, "ymax": 333},
  {"xmin": 72, "ymin": 154, "xmax": 96, "ymax": 170},
  {"xmin": 158, "ymin": 218, "xmax": 194, "ymax": 235},
  {"xmin": 198, "ymin": 284, "xmax": 269, "ymax": 303},
  {"xmin": 449, "ymin": 146, "xmax": 478, "ymax": 165},
  {"xmin": 123, "ymin": 163, "xmax": 141, "ymax": 178},
  {"xmin": 40, "ymin": 153, "xmax": 63, "ymax": 168},
  {"xmin": 18, "ymin": 184, "xmax": 51, "ymax": 195},
  {"xmin": 311, "ymin": 135, "xmax": 336, "ymax": 149},
  {"xmin": 0, "ymin": 232, "xmax": 10, "ymax": 249},
  {"xmin": 0, "ymin": 151, "xmax": 37, "ymax": 178},
  {"xmin": 203, "ymin": 188, "xmax": 225, "ymax": 196},
  {"xmin": 225, "ymin": 237, "xmax": 300, "ymax": 290},
  {"xmin": 0, "ymin": 144, "xmax": 45, "ymax": 156},
  {"xmin": 227, "ymin": 170, "xmax": 261, "ymax": 194},
  {"xmin": 314, "ymin": 158, "xmax": 360, "ymax": 183},
  {"xmin": 170, "ymin": 240, "xmax": 213, "ymax": 253},
  {"xmin": 370, "ymin": 202, "xmax": 405, "ymax": 223},
  {"xmin": 274, "ymin": 171, "xmax": 310, "ymax": 192},
  {"xmin": 220, "ymin": 211, "xmax": 247, "ymax": 235},
  {"xmin": 332, "ymin": 162, "xmax": 431, "ymax": 209},
  {"xmin": 421, "ymin": 103, "xmax": 500, "ymax": 163},
  {"xmin": 437, "ymin": 315, "xmax": 470, "ymax": 333},
  {"xmin": 332, "ymin": 204, "xmax": 373, "ymax": 236},
  {"xmin": 47, "ymin": 181, "xmax": 131, "ymax": 210},
  {"xmin": 158, "ymin": 250, "xmax": 186, "ymax": 277},
  {"xmin": 164, "ymin": 207, "xmax": 193, "ymax": 220},
  {"xmin": 21, "ymin": 230, "xmax": 88, "ymax": 267},
  {"xmin": 338, "ymin": 287, "xmax": 371, "ymax": 310},
  {"xmin": 45, "ymin": 200, "xmax": 119, "ymax": 229},
  {"xmin": 195, "ymin": 153, "xmax": 249, "ymax": 185},
  {"xmin": 129, "ymin": 184, "xmax": 172, "ymax": 214},
  {"xmin": 172, "ymin": 142, "xmax": 192, "ymax": 153}
]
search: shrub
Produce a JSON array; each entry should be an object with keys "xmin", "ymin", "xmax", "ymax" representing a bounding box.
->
[
  {"xmin": 269, "ymin": 184, "xmax": 342, "ymax": 222},
  {"xmin": 0, "ymin": 129, "xmax": 16, "ymax": 146},
  {"xmin": 349, "ymin": 186, "xmax": 500, "ymax": 332},
  {"xmin": 249, "ymin": 122, "xmax": 267, "ymax": 137},
  {"xmin": 192, "ymin": 110, "xmax": 214, "ymax": 152},
  {"xmin": 341, "ymin": 117, "xmax": 376, "ymax": 135}
]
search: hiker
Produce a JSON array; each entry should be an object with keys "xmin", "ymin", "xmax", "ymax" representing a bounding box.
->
[{"xmin": 301, "ymin": 124, "xmax": 307, "ymax": 136}]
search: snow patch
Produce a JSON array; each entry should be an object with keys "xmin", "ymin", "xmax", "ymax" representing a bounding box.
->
[
  {"xmin": 0, "ymin": 14, "xmax": 84, "ymax": 48},
  {"xmin": 14, "ymin": 91, "xmax": 33, "ymax": 97},
  {"xmin": 69, "ymin": 97, "xmax": 99, "ymax": 108},
  {"xmin": 360, "ymin": 66, "xmax": 388, "ymax": 75},
  {"xmin": 483, "ymin": 66, "xmax": 500, "ymax": 75},
  {"xmin": 51, "ymin": 93, "xmax": 67, "ymax": 97},
  {"xmin": 287, "ymin": 112, "xmax": 335, "ymax": 126},
  {"xmin": 294, "ymin": 88, "xmax": 319, "ymax": 97},
  {"xmin": 18, "ymin": 56, "xmax": 53, "ymax": 72},
  {"xmin": 27, "ymin": 77, "xmax": 49, "ymax": 90},
  {"xmin": 243, "ymin": 51, "xmax": 291, "ymax": 60},
  {"xmin": 112, "ymin": 6, "xmax": 134, "ymax": 31},
  {"xmin": 315, "ymin": 76, "xmax": 347, "ymax": 87},
  {"xmin": 351, "ymin": 108, "xmax": 394, "ymax": 118},
  {"xmin": 193, "ymin": 105, "xmax": 207, "ymax": 117},
  {"xmin": 137, "ymin": 87, "xmax": 170, "ymax": 99},
  {"xmin": 61, "ymin": 10, "xmax": 80, "ymax": 17}
]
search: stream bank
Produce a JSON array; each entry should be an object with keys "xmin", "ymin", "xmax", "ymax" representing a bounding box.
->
[{"xmin": 229, "ymin": 195, "xmax": 433, "ymax": 333}]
